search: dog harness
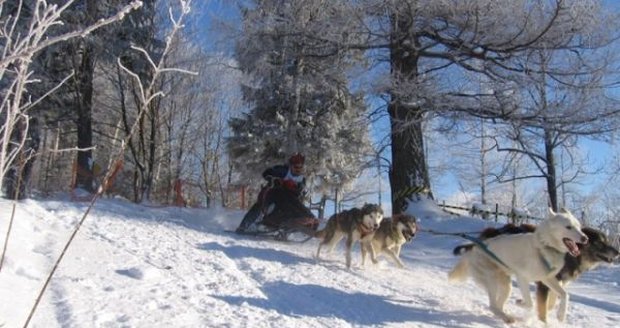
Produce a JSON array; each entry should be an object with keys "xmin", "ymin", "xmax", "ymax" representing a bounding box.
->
[
  {"xmin": 420, "ymin": 228, "xmax": 513, "ymax": 270},
  {"xmin": 536, "ymin": 234, "xmax": 560, "ymax": 273},
  {"xmin": 357, "ymin": 223, "xmax": 373, "ymax": 238},
  {"xmin": 422, "ymin": 228, "xmax": 558, "ymax": 275},
  {"xmin": 353, "ymin": 215, "xmax": 374, "ymax": 238}
]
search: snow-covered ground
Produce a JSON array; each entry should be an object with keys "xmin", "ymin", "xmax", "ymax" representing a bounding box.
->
[{"xmin": 1, "ymin": 195, "xmax": 619, "ymax": 327}]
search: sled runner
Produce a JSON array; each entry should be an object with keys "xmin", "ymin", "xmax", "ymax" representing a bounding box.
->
[{"xmin": 228, "ymin": 219, "xmax": 317, "ymax": 243}]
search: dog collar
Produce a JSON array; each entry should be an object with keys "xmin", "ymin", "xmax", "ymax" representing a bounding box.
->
[{"xmin": 358, "ymin": 222, "xmax": 373, "ymax": 238}]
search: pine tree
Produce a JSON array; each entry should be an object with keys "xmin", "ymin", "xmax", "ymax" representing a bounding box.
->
[{"xmin": 228, "ymin": 0, "xmax": 372, "ymax": 195}]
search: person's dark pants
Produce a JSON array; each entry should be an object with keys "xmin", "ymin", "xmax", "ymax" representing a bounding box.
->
[{"xmin": 262, "ymin": 187, "xmax": 317, "ymax": 229}]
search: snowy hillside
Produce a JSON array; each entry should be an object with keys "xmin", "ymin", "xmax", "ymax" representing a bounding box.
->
[{"xmin": 1, "ymin": 196, "xmax": 619, "ymax": 328}]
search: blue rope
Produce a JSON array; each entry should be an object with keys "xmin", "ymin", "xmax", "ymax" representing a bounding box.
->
[
  {"xmin": 456, "ymin": 232, "xmax": 511, "ymax": 269},
  {"xmin": 422, "ymin": 228, "xmax": 555, "ymax": 274},
  {"xmin": 421, "ymin": 229, "xmax": 511, "ymax": 270}
]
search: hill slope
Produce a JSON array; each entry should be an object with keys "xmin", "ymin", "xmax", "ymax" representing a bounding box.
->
[{"xmin": 1, "ymin": 197, "xmax": 619, "ymax": 327}]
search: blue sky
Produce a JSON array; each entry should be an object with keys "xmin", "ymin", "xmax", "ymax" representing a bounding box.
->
[{"xmin": 192, "ymin": 0, "xmax": 620, "ymax": 216}]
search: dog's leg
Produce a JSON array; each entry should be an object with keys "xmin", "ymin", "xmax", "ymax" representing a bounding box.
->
[
  {"xmin": 546, "ymin": 280, "xmax": 562, "ymax": 313},
  {"xmin": 448, "ymin": 257, "xmax": 470, "ymax": 283},
  {"xmin": 547, "ymin": 292, "xmax": 558, "ymax": 314},
  {"xmin": 316, "ymin": 242, "xmax": 324, "ymax": 261},
  {"xmin": 515, "ymin": 275, "xmax": 533, "ymax": 308},
  {"xmin": 327, "ymin": 232, "xmax": 344, "ymax": 254},
  {"xmin": 394, "ymin": 244, "xmax": 402, "ymax": 257},
  {"xmin": 316, "ymin": 230, "xmax": 337, "ymax": 260},
  {"xmin": 368, "ymin": 242, "xmax": 379, "ymax": 265},
  {"xmin": 361, "ymin": 241, "xmax": 379, "ymax": 265},
  {"xmin": 345, "ymin": 234, "xmax": 355, "ymax": 269},
  {"xmin": 541, "ymin": 278, "xmax": 568, "ymax": 322},
  {"xmin": 361, "ymin": 241, "xmax": 369, "ymax": 266},
  {"xmin": 536, "ymin": 282, "xmax": 550, "ymax": 322},
  {"xmin": 385, "ymin": 249, "xmax": 405, "ymax": 268},
  {"xmin": 488, "ymin": 272, "xmax": 515, "ymax": 324}
]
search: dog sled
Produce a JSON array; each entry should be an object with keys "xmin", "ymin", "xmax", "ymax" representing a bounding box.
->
[
  {"xmin": 233, "ymin": 217, "xmax": 318, "ymax": 243},
  {"xmin": 235, "ymin": 183, "xmax": 319, "ymax": 242}
]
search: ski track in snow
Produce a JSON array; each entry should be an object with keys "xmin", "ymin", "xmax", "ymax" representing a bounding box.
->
[{"xmin": 1, "ymin": 197, "xmax": 619, "ymax": 327}]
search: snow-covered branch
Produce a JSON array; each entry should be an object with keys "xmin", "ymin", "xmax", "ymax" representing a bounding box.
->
[{"xmin": 0, "ymin": 0, "xmax": 143, "ymax": 195}]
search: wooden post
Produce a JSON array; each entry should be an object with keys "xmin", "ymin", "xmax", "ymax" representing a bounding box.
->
[{"xmin": 174, "ymin": 179, "xmax": 185, "ymax": 207}]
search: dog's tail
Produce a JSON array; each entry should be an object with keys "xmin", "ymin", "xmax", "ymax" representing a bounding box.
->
[
  {"xmin": 448, "ymin": 257, "xmax": 470, "ymax": 283},
  {"xmin": 453, "ymin": 244, "xmax": 475, "ymax": 255}
]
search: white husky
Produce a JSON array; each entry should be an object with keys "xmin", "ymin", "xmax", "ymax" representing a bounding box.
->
[{"xmin": 448, "ymin": 208, "xmax": 588, "ymax": 323}]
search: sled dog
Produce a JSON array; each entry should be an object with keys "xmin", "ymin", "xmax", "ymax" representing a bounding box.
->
[
  {"xmin": 448, "ymin": 208, "xmax": 588, "ymax": 323},
  {"xmin": 361, "ymin": 213, "xmax": 417, "ymax": 268},
  {"xmin": 537, "ymin": 226, "xmax": 619, "ymax": 321},
  {"xmin": 453, "ymin": 223, "xmax": 618, "ymax": 322},
  {"xmin": 315, "ymin": 203, "xmax": 384, "ymax": 269}
]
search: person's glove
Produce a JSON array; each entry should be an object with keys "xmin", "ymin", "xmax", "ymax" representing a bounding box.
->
[{"xmin": 282, "ymin": 179, "xmax": 297, "ymax": 191}]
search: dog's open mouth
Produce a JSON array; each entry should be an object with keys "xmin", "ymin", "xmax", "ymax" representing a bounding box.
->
[{"xmin": 563, "ymin": 238, "xmax": 581, "ymax": 257}]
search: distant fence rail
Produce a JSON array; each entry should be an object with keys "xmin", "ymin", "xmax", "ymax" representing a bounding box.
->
[{"xmin": 437, "ymin": 201, "xmax": 543, "ymax": 223}]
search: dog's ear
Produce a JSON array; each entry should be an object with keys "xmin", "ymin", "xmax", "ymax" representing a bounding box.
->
[
  {"xmin": 548, "ymin": 207, "xmax": 556, "ymax": 217},
  {"xmin": 559, "ymin": 207, "xmax": 570, "ymax": 214}
]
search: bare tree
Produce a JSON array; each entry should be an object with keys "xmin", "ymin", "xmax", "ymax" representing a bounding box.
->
[
  {"xmin": 0, "ymin": 0, "xmax": 142, "ymax": 197},
  {"xmin": 347, "ymin": 0, "xmax": 620, "ymax": 214},
  {"xmin": 22, "ymin": 1, "xmax": 195, "ymax": 324},
  {"xmin": 491, "ymin": 46, "xmax": 618, "ymax": 211}
]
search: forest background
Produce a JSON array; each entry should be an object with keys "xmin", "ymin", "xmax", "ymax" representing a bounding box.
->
[{"xmin": 3, "ymin": 0, "xmax": 620, "ymax": 239}]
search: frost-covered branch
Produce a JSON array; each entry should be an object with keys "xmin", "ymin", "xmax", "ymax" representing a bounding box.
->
[
  {"xmin": 23, "ymin": 1, "xmax": 195, "ymax": 326},
  {"xmin": 0, "ymin": 0, "xmax": 143, "ymax": 195}
]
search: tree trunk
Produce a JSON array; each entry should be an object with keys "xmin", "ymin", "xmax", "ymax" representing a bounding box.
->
[
  {"xmin": 3, "ymin": 118, "xmax": 40, "ymax": 199},
  {"xmin": 75, "ymin": 43, "xmax": 95, "ymax": 193},
  {"xmin": 388, "ymin": 14, "xmax": 431, "ymax": 215},
  {"xmin": 544, "ymin": 128, "xmax": 558, "ymax": 211},
  {"xmin": 287, "ymin": 57, "xmax": 303, "ymax": 154},
  {"xmin": 480, "ymin": 119, "xmax": 487, "ymax": 205},
  {"xmin": 143, "ymin": 102, "xmax": 158, "ymax": 201}
]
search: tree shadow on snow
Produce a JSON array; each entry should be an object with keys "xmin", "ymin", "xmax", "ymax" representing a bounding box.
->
[
  {"xmin": 570, "ymin": 293, "xmax": 620, "ymax": 314},
  {"xmin": 196, "ymin": 242, "xmax": 315, "ymax": 266},
  {"xmin": 213, "ymin": 281, "xmax": 497, "ymax": 326}
]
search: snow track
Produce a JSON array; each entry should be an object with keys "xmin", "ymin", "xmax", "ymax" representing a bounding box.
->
[{"xmin": 1, "ymin": 197, "xmax": 619, "ymax": 327}]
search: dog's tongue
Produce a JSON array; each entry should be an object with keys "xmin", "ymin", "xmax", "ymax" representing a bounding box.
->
[{"xmin": 563, "ymin": 238, "xmax": 580, "ymax": 257}]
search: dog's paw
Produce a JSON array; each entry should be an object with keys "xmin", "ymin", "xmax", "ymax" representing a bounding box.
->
[
  {"xmin": 557, "ymin": 310, "xmax": 566, "ymax": 322},
  {"xmin": 502, "ymin": 315, "xmax": 516, "ymax": 324}
]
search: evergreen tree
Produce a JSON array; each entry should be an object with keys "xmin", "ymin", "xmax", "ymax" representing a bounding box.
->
[{"xmin": 228, "ymin": 0, "xmax": 372, "ymax": 195}]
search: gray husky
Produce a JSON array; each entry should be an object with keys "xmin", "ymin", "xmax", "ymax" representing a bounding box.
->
[{"xmin": 315, "ymin": 203, "xmax": 384, "ymax": 269}]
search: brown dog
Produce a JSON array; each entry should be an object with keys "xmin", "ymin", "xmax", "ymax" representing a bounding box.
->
[{"xmin": 361, "ymin": 214, "xmax": 417, "ymax": 268}]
